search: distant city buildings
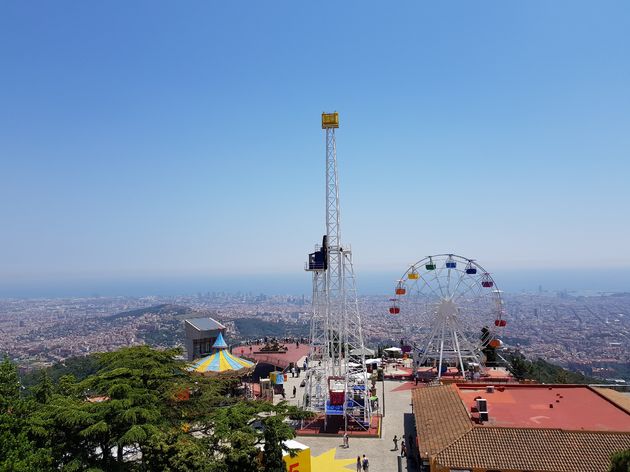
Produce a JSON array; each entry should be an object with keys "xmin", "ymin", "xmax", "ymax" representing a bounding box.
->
[{"xmin": 0, "ymin": 292, "xmax": 628, "ymax": 383}]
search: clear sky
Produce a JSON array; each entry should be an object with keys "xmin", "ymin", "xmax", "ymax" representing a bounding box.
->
[{"xmin": 1, "ymin": 1, "xmax": 629, "ymax": 296}]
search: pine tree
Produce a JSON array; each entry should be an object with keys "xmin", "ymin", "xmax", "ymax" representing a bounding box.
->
[
  {"xmin": 0, "ymin": 356, "xmax": 20, "ymax": 411},
  {"xmin": 262, "ymin": 415, "xmax": 294, "ymax": 472},
  {"xmin": 0, "ymin": 357, "xmax": 54, "ymax": 471},
  {"xmin": 2, "ymin": 345, "xmax": 310, "ymax": 471}
]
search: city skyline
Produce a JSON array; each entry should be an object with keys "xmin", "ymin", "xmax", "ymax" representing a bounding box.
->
[{"xmin": 2, "ymin": 2, "xmax": 629, "ymax": 296}]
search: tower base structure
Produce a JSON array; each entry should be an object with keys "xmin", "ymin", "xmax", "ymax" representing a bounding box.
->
[{"xmin": 296, "ymin": 413, "xmax": 382, "ymax": 438}]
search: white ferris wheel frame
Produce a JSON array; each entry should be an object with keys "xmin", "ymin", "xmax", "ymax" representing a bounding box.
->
[{"xmin": 393, "ymin": 253, "xmax": 506, "ymax": 379}]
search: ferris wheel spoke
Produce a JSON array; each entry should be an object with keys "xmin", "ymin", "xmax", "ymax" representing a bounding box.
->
[
  {"xmin": 445, "ymin": 265, "xmax": 452, "ymax": 298},
  {"xmin": 417, "ymin": 323, "xmax": 440, "ymax": 364},
  {"xmin": 431, "ymin": 267, "xmax": 447, "ymax": 299},
  {"xmin": 452, "ymin": 277, "xmax": 482, "ymax": 304},
  {"xmin": 452, "ymin": 328, "xmax": 466, "ymax": 373},
  {"xmin": 449, "ymin": 269, "xmax": 468, "ymax": 300},
  {"xmin": 418, "ymin": 274, "xmax": 443, "ymax": 300}
]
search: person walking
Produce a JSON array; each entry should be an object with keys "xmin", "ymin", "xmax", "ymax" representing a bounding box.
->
[
  {"xmin": 392, "ymin": 434, "xmax": 398, "ymax": 450},
  {"xmin": 362, "ymin": 454, "xmax": 369, "ymax": 471},
  {"xmin": 292, "ymin": 385, "xmax": 297, "ymax": 397},
  {"xmin": 400, "ymin": 438, "xmax": 407, "ymax": 457},
  {"xmin": 356, "ymin": 456, "xmax": 361, "ymax": 472}
]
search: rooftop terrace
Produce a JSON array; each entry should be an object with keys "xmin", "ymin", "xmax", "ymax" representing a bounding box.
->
[{"xmin": 456, "ymin": 383, "xmax": 630, "ymax": 431}]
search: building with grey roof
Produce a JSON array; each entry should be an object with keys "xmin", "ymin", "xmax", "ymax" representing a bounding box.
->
[{"xmin": 184, "ymin": 317, "xmax": 226, "ymax": 361}]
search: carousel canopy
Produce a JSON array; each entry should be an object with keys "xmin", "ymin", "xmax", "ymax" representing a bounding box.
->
[
  {"xmin": 212, "ymin": 332, "xmax": 228, "ymax": 349},
  {"xmin": 189, "ymin": 349, "xmax": 254, "ymax": 375}
]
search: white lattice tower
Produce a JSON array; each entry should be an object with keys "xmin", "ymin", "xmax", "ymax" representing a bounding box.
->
[{"xmin": 304, "ymin": 112, "xmax": 371, "ymax": 432}]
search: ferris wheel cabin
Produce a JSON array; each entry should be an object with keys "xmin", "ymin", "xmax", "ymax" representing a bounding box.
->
[
  {"xmin": 395, "ymin": 281, "xmax": 406, "ymax": 295},
  {"xmin": 481, "ymin": 273, "xmax": 494, "ymax": 288},
  {"xmin": 465, "ymin": 260, "xmax": 477, "ymax": 274}
]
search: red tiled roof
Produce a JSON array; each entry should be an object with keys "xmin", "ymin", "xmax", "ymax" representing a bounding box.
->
[
  {"xmin": 435, "ymin": 427, "xmax": 630, "ymax": 472},
  {"xmin": 412, "ymin": 385, "xmax": 472, "ymax": 458}
]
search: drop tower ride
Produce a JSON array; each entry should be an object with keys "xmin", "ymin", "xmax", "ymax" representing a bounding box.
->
[{"xmin": 304, "ymin": 112, "xmax": 371, "ymax": 432}]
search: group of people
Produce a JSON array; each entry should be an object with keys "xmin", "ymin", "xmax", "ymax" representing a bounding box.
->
[
  {"xmin": 239, "ymin": 336, "xmax": 308, "ymax": 346},
  {"xmin": 338, "ymin": 434, "xmax": 369, "ymax": 471},
  {"xmin": 356, "ymin": 454, "xmax": 369, "ymax": 471},
  {"xmin": 392, "ymin": 434, "xmax": 411, "ymax": 457},
  {"xmin": 339, "ymin": 432, "xmax": 413, "ymax": 470}
]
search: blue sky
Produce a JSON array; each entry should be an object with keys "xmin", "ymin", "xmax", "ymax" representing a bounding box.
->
[{"xmin": 1, "ymin": 1, "xmax": 629, "ymax": 296}]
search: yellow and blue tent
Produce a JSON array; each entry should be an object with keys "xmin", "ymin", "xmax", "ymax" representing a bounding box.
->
[
  {"xmin": 189, "ymin": 333, "xmax": 255, "ymax": 376},
  {"xmin": 190, "ymin": 349, "xmax": 254, "ymax": 375}
]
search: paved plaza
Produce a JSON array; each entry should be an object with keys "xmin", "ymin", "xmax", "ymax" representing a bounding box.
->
[{"xmin": 277, "ymin": 360, "xmax": 420, "ymax": 472}]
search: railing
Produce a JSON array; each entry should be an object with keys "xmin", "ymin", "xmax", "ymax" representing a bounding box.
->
[
  {"xmin": 588, "ymin": 384, "xmax": 630, "ymax": 392},
  {"xmin": 304, "ymin": 261, "xmax": 325, "ymax": 271}
]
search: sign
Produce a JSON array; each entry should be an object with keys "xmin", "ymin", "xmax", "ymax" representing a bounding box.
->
[{"xmin": 283, "ymin": 440, "xmax": 311, "ymax": 472}]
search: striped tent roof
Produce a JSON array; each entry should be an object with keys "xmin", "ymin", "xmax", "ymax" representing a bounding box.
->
[
  {"xmin": 212, "ymin": 332, "xmax": 228, "ymax": 349},
  {"xmin": 189, "ymin": 349, "xmax": 255, "ymax": 375}
]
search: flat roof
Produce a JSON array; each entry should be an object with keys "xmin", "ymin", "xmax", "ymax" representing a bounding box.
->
[
  {"xmin": 456, "ymin": 384, "xmax": 630, "ymax": 431},
  {"xmin": 185, "ymin": 317, "xmax": 225, "ymax": 332},
  {"xmin": 236, "ymin": 343, "xmax": 309, "ymax": 370}
]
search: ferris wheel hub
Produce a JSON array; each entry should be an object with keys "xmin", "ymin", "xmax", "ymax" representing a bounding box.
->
[{"xmin": 437, "ymin": 299, "xmax": 458, "ymax": 318}]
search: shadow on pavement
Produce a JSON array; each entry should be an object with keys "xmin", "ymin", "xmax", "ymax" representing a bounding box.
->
[{"xmin": 403, "ymin": 412, "xmax": 420, "ymax": 472}]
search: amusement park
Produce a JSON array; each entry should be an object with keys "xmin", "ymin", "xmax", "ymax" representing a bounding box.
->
[
  {"xmin": 1, "ymin": 109, "xmax": 628, "ymax": 472},
  {"xmin": 4, "ymin": 3, "xmax": 630, "ymax": 469},
  {"xmin": 177, "ymin": 113, "xmax": 630, "ymax": 471}
]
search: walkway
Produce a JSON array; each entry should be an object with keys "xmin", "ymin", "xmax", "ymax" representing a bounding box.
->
[{"xmin": 277, "ymin": 374, "xmax": 419, "ymax": 472}]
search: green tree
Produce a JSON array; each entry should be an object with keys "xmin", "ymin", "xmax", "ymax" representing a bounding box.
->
[
  {"xmin": 609, "ymin": 449, "xmax": 630, "ymax": 472},
  {"xmin": 0, "ymin": 357, "xmax": 53, "ymax": 471},
  {"xmin": 0, "ymin": 356, "xmax": 20, "ymax": 410},
  {"xmin": 7, "ymin": 345, "xmax": 312, "ymax": 471},
  {"xmin": 79, "ymin": 346, "xmax": 189, "ymax": 468},
  {"xmin": 262, "ymin": 415, "xmax": 294, "ymax": 472},
  {"xmin": 32, "ymin": 371, "xmax": 54, "ymax": 404},
  {"xmin": 508, "ymin": 352, "xmax": 531, "ymax": 380}
]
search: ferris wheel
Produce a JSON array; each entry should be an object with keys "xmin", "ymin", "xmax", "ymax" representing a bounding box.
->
[{"xmin": 390, "ymin": 254, "xmax": 507, "ymax": 379}]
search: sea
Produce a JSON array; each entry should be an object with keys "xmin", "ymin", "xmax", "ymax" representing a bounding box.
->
[{"xmin": 0, "ymin": 268, "xmax": 629, "ymax": 299}]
